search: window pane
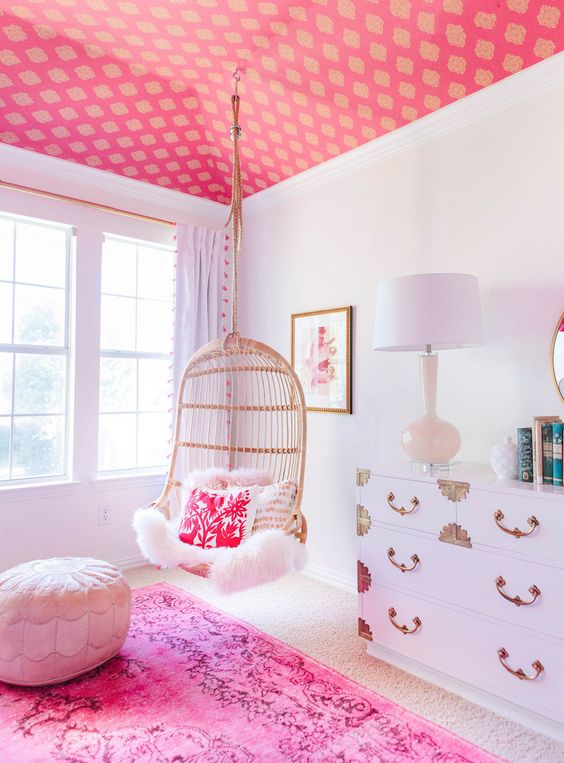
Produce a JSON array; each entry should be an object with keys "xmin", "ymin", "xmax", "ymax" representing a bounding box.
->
[
  {"xmin": 99, "ymin": 235, "xmax": 173, "ymax": 474},
  {"xmin": 12, "ymin": 415, "xmax": 64, "ymax": 478},
  {"xmin": 138, "ymin": 412, "xmax": 169, "ymax": 468},
  {"xmin": 98, "ymin": 413, "xmax": 136, "ymax": 471},
  {"xmin": 14, "ymin": 354, "xmax": 66, "ymax": 414},
  {"xmin": 15, "ymin": 223, "xmax": 66, "ymax": 287},
  {"xmin": 100, "ymin": 295, "xmax": 136, "ymax": 351},
  {"xmin": 137, "ymin": 246, "xmax": 173, "ymax": 301},
  {"xmin": 0, "ymin": 282, "xmax": 12, "ymax": 343},
  {"xmin": 0, "ymin": 219, "xmax": 14, "ymax": 281},
  {"xmin": 14, "ymin": 284, "xmax": 65, "ymax": 346},
  {"xmin": 138, "ymin": 358, "xmax": 169, "ymax": 411},
  {"xmin": 0, "ymin": 417, "xmax": 9, "ymax": 480},
  {"xmin": 0, "ymin": 353, "xmax": 13, "ymax": 415},
  {"xmin": 99, "ymin": 357, "xmax": 136, "ymax": 412},
  {"xmin": 102, "ymin": 239, "xmax": 136, "ymax": 296},
  {"xmin": 137, "ymin": 299, "xmax": 172, "ymax": 353}
]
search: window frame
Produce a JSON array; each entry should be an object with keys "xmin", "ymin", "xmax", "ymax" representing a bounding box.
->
[
  {"xmin": 97, "ymin": 233, "xmax": 175, "ymax": 476},
  {"xmin": 0, "ymin": 212, "xmax": 75, "ymax": 486}
]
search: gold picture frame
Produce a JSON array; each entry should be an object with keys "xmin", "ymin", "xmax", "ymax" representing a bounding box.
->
[
  {"xmin": 550, "ymin": 309, "xmax": 564, "ymax": 403},
  {"xmin": 291, "ymin": 306, "xmax": 352, "ymax": 414}
]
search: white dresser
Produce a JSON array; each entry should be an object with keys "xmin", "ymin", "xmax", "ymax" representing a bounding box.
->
[{"xmin": 356, "ymin": 463, "xmax": 564, "ymax": 742}]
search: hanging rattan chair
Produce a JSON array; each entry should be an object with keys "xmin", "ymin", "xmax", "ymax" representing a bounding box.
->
[
  {"xmin": 133, "ymin": 72, "xmax": 307, "ymax": 588},
  {"xmin": 147, "ymin": 334, "xmax": 307, "ymax": 545}
]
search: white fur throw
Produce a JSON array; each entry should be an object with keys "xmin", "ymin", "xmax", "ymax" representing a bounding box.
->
[
  {"xmin": 132, "ymin": 506, "xmax": 307, "ymax": 595},
  {"xmin": 184, "ymin": 467, "xmax": 273, "ymax": 492}
]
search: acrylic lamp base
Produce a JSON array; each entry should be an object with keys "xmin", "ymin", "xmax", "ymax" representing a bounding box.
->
[{"xmin": 401, "ymin": 415, "xmax": 461, "ymax": 466}]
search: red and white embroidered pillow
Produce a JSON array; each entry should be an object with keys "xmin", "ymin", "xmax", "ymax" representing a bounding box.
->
[
  {"xmin": 252, "ymin": 480, "xmax": 298, "ymax": 534},
  {"xmin": 178, "ymin": 486, "xmax": 259, "ymax": 549}
]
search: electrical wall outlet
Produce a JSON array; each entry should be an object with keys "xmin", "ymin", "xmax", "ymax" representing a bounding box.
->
[{"xmin": 98, "ymin": 504, "xmax": 112, "ymax": 526}]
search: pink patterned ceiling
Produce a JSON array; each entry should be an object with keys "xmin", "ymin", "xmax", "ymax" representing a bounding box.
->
[{"xmin": 0, "ymin": 1, "xmax": 562, "ymax": 204}]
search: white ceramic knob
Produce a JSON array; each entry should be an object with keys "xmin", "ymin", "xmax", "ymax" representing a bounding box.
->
[{"xmin": 490, "ymin": 435, "xmax": 518, "ymax": 480}]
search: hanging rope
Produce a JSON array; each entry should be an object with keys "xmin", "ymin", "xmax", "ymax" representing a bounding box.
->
[{"xmin": 225, "ymin": 70, "xmax": 243, "ymax": 341}]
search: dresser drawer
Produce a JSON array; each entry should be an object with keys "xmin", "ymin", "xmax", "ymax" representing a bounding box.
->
[
  {"xmin": 361, "ymin": 475, "xmax": 449, "ymax": 535},
  {"xmin": 360, "ymin": 526, "xmax": 564, "ymax": 636},
  {"xmin": 459, "ymin": 489, "xmax": 564, "ymax": 563},
  {"xmin": 362, "ymin": 585, "xmax": 564, "ymax": 722}
]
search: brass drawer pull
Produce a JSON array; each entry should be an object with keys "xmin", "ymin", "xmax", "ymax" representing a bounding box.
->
[
  {"xmin": 387, "ymin": 547, "xmax": 420, "ymax": 573},
  {"xmin": 388, "ymin": 607, "xmax": 422, "ymax": 635},
  {"xmin": 387, "ymin": 492, "xmax": 419, "ymax": 516},
  {"xmin": 493, "ymin": 510, "xmax": 539, "ymax": 538},
  {"xmin": 495, "ymin": 576, "xmax": 541, "ymax": 607},
  {"xmin": 498, "ymin": 647, "xmax": 544, "ymax": 681}
]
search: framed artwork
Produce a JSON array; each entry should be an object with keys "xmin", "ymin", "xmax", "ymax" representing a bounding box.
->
[{"xmin": 291, "ymin": 306, "xmax": 352, "ymax": 414}]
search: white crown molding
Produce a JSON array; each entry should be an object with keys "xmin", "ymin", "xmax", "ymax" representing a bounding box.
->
[
  {"xmin": 1, "ymin": 53, "xmax": 562, "ymax": 223},
  {"xmin": 244, "ymin": 53, "xmax": 564, "ymax": 215},
  {"xmin": 0, "ymin": 143, "xmax": 227, "ymax": 228}
]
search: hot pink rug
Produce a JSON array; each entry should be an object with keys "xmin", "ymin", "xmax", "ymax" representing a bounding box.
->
[{"xmin": 0, "ymin": 583, "xmax": 504, "ymax": 762}]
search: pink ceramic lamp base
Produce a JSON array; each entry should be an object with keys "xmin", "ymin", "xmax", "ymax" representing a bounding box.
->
[{"xmin": 402, "ymin": 352, "xmax": 461, "ymax": 466}]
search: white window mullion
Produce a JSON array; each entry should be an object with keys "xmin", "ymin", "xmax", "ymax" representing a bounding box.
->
[{"xmin": 71, "ymin": 225, "xmax": 103, "ymax": 483}]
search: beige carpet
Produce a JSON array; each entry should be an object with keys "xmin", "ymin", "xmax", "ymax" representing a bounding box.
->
[{"xmin": 126, "ymin": 566, "xmax": 564, "ymax": 763}]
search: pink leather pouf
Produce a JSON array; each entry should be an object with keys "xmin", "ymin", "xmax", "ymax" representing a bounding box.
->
[{"xmin": 0, "ymin": 557, "xmax": 131, "ymax": 686}]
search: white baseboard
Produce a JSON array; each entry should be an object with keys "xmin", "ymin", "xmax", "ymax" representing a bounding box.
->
[
  {"xmin": 304, "ymin": 563, "xmax": 356, "ymax": 593},
  {"xmin": 111, "ymin": 554, "xmax": 357, "ymax": 591},
  {"xmin": 113, "ymin": 553, "xmax": 357, "ymax": 592},
  {"xmin": 112, "ymin": 554, "xmax": 147, "ymax": 571}
]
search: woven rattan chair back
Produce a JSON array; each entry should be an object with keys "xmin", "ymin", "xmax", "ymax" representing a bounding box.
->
[{"xmin": 157, "ymin": 335, "xmax": 307, "ymax": 542}]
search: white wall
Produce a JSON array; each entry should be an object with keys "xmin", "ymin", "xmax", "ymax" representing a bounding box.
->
[
  {"xmin": 0, "ymin": 149, "xmax": 225, "ymax": 572},
  {"xmin": 238, "ymin": 62, "xmax": 564, "ymax": 588}
]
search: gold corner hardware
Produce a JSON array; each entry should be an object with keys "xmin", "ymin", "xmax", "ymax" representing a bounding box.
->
[
  {"xmin": 497, "ymin": 647, "xmax": 544, "ymax": 681},
  {"xmin": 357, "ymin": 560, "xmax": 372, "ymax": 593},
  {"xmin": 438, "ymin": 522, "xmax": 472, "ymax": 548},
  {"xmin": 388, "ymin": 607, "xmax": 422, "ymax": 635},
  {"xmin": 493, "ymin": 510, "xmax": 540, "ymax": 538},
  {"xmin": 495, "ymin": 576, "xmax": 541, "ymax": 607},
  {"xmin": 387, "ymin": 491, "xmax": 419, "ymax": 516},
  {"xmin": 437, "ymin": 479, "xmax": 470, "ymax": 502},
  {"xmin": 387, "ymin": 547, "xmax": 420, "ymax": 573},
  {"xmin": 358, "ymin": 617, "xmax": 373, "ymax": 641},
  {"xmin": 356, "ymin": 504, "xmax": 372, "ymax": 537},
  {"xmin": 356, "ymin": 468, "xmax": 371, "ymax": 487}
]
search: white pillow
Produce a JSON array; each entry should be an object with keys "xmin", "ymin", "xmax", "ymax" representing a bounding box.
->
[{"xmin": 253, "ymin": 480, "xmax": 298, "ymax": 534}]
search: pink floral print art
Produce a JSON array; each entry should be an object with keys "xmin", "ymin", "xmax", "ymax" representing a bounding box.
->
[
  {"xmin": 306, "ymin": 326, "xmax": 337, "ymax": 391},
  {"xmin": 292, "ymin": 307, "xmax": 351, "ymax": 414}
]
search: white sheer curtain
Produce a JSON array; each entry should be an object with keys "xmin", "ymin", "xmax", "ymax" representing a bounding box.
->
[{"xmin": 173, "ymin": 223, "xmax": 227, "ymax": 401}]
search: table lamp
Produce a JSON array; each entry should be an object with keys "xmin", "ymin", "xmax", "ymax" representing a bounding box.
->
[{"xmin": 373, "ymin": 273, "xmax": 484, "ymax": 466}]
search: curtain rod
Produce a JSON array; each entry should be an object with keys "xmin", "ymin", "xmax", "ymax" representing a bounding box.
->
[{"xmin": 0, "ymin": 180, "xmax": 176, "ymax": 228}]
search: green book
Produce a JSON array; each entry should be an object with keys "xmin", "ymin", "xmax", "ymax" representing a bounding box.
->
[
  {"xmin": 543, "ymin": 423, "xmax": 554, "ymax": 484},
  {"xmin": 553, "ymin": 423, "xmax": 563, "ymax": 487},
  {"xmin": 517, "ymin": 427, "xmax": 533, "ymax": 483}
]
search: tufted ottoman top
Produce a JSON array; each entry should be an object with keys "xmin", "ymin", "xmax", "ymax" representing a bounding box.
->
[{"xmin": 0, "ymin": 557, "xmax": 131, "ymax": 686}]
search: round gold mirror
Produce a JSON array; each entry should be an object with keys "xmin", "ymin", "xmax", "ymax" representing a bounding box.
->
[{"xmin": 552, "ymin": 311, "xmax": 564, "ymax": 401}]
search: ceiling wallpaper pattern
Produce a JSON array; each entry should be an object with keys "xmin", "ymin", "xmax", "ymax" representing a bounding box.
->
[{"xmin": 0, "ymin": 0, "xmax": 562, "ymax": 204}]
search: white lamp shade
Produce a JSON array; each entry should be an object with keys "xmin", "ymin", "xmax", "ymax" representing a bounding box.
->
[{"xmin": 373, "ymin": 272, "xmax": 484, "ymax": 351}]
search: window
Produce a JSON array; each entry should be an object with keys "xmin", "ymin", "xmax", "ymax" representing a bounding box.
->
[
  {"xmin": 0, "ymin": 214, "xmax": 73, "ymax": 483},
  {"xmin": 98, "ymin": 235, "xmax": 174, "ymax": 473}
]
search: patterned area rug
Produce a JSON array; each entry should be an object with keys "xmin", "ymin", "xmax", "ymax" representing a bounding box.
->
[{"xmin": 0, "ymin": 583, "xmax": 503, "ymax": 762}]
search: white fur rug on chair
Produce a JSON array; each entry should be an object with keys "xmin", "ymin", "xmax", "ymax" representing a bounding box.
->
[{"xmin": 133, "ymin": 507, "xmax": 308, "ymax": 595}]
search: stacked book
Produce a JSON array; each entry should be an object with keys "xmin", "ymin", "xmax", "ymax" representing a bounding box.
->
[{"xmin": 518, "ymin": 417, "xmax": 563, "ymax": 486}]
